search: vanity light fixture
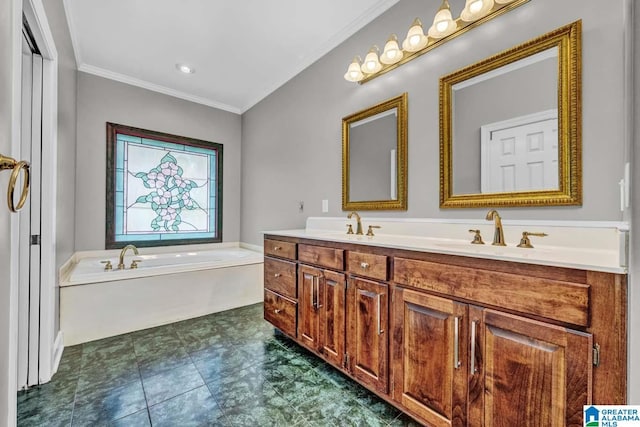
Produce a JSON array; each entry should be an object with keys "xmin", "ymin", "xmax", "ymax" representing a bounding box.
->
[
  {"xmin": 461, "ymin": 0, "xmax": 495, "ymax": 22},
  {"xmin": 175, "ymin": 63, "xmax": 195, "ymax": 74},
  {"xmin": 344, "ymin": 56, "xmax": 365, "ymax": 82},
  {"xmin": 402, "ymin": 19, "xmax": 429, "ymax": 52},
  {"xmin": 361, "ymin": 46, "xmax": 383, "ymax": 74},
  {"xmin": 380, "ymin": 34, "xmax": 404, "ymax": 64},
  {"xmin": 428, "ymin": 0, "xmax": 457, "ymax": 39},
  {"xmin": 343, "ymin": 0, "xmax": 529, "ymax": 83}
]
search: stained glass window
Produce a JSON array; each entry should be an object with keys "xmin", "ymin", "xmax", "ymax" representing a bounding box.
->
[{"xmin": 106, "ymin": 123, "xmax": 222, "ymax": 248}]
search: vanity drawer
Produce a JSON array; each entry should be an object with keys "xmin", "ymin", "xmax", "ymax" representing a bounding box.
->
[
  {"xmin": 347, "ymin": 252, "xmax": 388, "ymax": 281},
  {"xmin": 264, "ymin": 239, "xmax": 297, "ymax": 260},
  {"xmin": 264, "ymin": 289, "xmax": 297, "ymax": 338},
  {"xmin": 394, "ymin": 257, "xmax": 589, "ymax": 327},
  {"xmin": 298, "ymin": 244, "xmax": 344, "ymax": 270},
  {"xmin": 264, "ymin": 257, "xmax": 297, "ymax": 299}
]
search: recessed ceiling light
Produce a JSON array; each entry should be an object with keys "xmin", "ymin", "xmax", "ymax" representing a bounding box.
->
[{"xmin": 176, "ymin": 63, "xmax": 195, "ymax": 74}]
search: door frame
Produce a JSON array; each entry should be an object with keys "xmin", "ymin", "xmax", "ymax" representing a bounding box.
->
[{"xmin": 19, "ymin": 0, "xmax": 59, "ymax": 386}]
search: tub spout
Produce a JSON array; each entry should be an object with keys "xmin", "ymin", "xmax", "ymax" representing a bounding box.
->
[{"xmin": 118, "ymin": 244, "xmax": 139, "ymax": 270}]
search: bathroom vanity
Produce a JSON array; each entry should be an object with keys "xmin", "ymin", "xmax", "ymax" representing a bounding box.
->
[{"xmin": 263, "ymin": 217, "xmax": 627, "ymax": 426}]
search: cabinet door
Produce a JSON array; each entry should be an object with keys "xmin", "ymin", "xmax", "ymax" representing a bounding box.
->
[
  {"xmin": 298, "ymin": 265, "xmax": 321, "ymax": 351},
  {"xmin": 468, "ymin": 307, "xmax": 592, "ymax": 427},
  {"xmin": 391, "ymin": 288, "xmax": 468, "ymax": 427},
  {"xmin": 318, "ymin": 270, "xmax": 346, "ymax": 367},
  {"xmin": 346, "ymin": 276, "xmax": 388, "ymax": 394}
]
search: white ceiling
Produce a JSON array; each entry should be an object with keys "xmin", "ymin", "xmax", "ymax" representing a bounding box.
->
[{"xmin": 63, "ymin": 0, "xmax": 400, "ymax": 114}]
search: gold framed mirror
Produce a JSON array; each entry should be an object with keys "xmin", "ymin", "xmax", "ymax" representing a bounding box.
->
[
  {"xmin": 343, "ymin": 93, "xmax": 408, "ymax": 210},
  {"xmin": 439, "ymin": 21, "xmax": 581, "ymax": 208}
]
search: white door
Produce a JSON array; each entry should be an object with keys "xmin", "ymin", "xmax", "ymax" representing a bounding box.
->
[
  {"xmin": 481, "ymin": 110, "xmax": 558, "ymax": 193},
  {"xmin": 17, "ymin": 27, "xmax": 43, "ymax": 390}
]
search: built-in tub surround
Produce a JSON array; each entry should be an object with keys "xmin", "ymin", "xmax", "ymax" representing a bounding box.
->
[
  {"xmin": 60, "ymin": 243, "xmax": 264, "ymax": 345},
  {"xmin": 267, "ymin": 216, "xmax": 628, "ymax": 273}
]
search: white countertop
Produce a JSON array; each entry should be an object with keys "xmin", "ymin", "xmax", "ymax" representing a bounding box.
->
[{"xmin": 264, "ymin": 217, "xmax": 628, "ymax": 274}]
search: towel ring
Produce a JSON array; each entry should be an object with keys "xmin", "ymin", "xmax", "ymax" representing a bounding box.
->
[{"xmin": 0, "ymin": 154, "xmax": 30, "ymax": 213}]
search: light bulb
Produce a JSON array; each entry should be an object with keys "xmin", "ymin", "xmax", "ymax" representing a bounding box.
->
[
  {"xmin": 402, "ymin": 18, "xmax": 428, "ymax": 52},
  {"xmin": 381, "ymin": 34, "xmax": 403, "ymax": 65},
  {"xmin": 360, "ymin": 46, "xmax": 382, "ymax": 74},
  {"xmin": 436, "ymin": 20, "xmax": 449, "ymax": 32},
  {"xmin": 343, "ymin": 56, "xmax": 364, "ymax": 82},
  {"xmin": 469, "ymin": 0, "xmax": 483, "ymax": 13}
]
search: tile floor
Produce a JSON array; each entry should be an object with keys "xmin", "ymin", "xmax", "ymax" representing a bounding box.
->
[{"xmin": 17, "ymin": 303, "xmax": 420, "ymax": 426}]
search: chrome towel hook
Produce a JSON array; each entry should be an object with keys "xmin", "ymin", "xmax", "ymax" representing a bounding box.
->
[{"xmin": 0, "ymin": 154, "xmax": 30, "ymax": 213}]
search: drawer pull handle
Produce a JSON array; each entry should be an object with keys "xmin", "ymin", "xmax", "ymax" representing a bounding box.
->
[
  {"xmin": 454, "ymin": 316, "xmax": 461, "ymax": 369},
  {"xmin": 376, "ymin": 294, "xmax": 384, "ymax": 335},
  {"xmin": 471, "ymin": 320, "xmax": 478, "ymax": 374},
  {"xmin": 274, "ymin": 309, "xmax": 282, "ymax": 314},
  {"xmin": 273, "ymin": 246, "xmax": 282, "ymax": 251},
  {"xmin": 274, "ymin": 273, "xmax": 281, "ymax": 278},
  {"xmin": 360, "ymin": 262, "xmax": 370, "ymax": 270}
]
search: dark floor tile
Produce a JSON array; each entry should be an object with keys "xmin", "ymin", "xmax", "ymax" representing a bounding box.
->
[
  {"xmin": 148, "ymin": 385, "xmax": 226, "ymax": 426},
  {"xmin": 222, "ymin": 383, "xmax": 306, "ymax": 427},
  {"xmin": 142, "ymin": 361, "xmax": 204, "ymax": 406},
  {"xmin": 17, "ymin": 407, "xmax": 73, "ymax": 427},
  {"xmin": 296, "ymin": 391, "xmax": 386, "ymax": 427},
  {"xmin": 76, "ymin": 356, "xmax": 140, "ymax": 392},
  {"xmin": 111, "ymin": 408, "xmax": 151, "ymax": 426},
  {"xmin": 82, "ymin": 334, "xmax": 133, "ymax": 355},
  {"xmin": 191, "ymin": 344, "xmax": 257, "ymax": 383},
  {"xmin": 271, "ymin": 367, "xmax": 343, "ymax": 408},
  {"xmin": 81, "ymin": 340, "xmax": 136, "ymax": 370},
  {"xmin": 207, "ymin": 364, "xmax": 272, "ymax": 409},
  {"xmin": 71, "ymin": 380, "xmax": 146, "ymax": 425},
  {"xmin": 129, "ymin": 323, "xmax": 176, "ymax": 341},
  {"xmin": 17, "ymin": 374, "xmax": 79, "ymax": 426},
  {"xmin": 132, "ymin": 329, "xmax": 182, "ymax": 357},
  {"xmin": 136, "ymin": 346, "xmax": 192, "ymax": 379}
]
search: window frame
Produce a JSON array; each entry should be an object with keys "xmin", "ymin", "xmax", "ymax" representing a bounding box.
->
[{"xmin": 105, "ymin": 122, "xmax": 223, "ymax": 249}]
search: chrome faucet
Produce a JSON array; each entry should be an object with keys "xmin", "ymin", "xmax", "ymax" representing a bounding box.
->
[
  {"xmin": 347, "ymin": 211, "xmax": 363, "ymax": 235},
  {"xmin": 118, "ymin": 244, "xmax": 139, "ymax": 270},
  {"xmin": 485, "ymin": 209, "xmax": 506, "ymax": 246}
]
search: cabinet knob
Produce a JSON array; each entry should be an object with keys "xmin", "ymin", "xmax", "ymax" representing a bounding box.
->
[
  {"xmin": 273, "ymin": 246, "xmax": 281, "ymax": 251},
  {"xmin": 274, "ymin": 309, "xmax": 282, "ymax": 314},
  {"xmin": 360, "ymin": 262, "xmax": 370, "ymax": 270},
  {"xmin": 274, "ymin": 273, "xmax": 281, "ymax": 278}
]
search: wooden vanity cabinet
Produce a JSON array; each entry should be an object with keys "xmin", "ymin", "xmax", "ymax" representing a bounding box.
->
[{"xmin": 263, "ymin": 235, "xmax": 627, "ymax": 427}]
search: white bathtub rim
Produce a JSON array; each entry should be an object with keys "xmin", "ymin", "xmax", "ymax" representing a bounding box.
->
[{"xmin": 60, "ymin": 241, "xmax": 264, "ymax": 287}]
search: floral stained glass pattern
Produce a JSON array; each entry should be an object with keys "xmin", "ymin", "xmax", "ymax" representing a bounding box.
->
[{"xmin": 106, "ymin": 123, "xmax": 222, "ymax": 248}]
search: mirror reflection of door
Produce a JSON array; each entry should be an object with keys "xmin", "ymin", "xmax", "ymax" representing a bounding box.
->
[
  {"xmin": 451, "ymin": 47, "xmax": 558, "ymax": 195},
  {"xmin": 480, "ymin": 109, "xmax": 558, "ymax": 193},
  {"xmin": 349, "ymin": 109, "xmax": 397, "ymax": 202}
]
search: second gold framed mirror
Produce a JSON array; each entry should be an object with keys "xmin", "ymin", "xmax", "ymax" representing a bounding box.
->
[
  {"xmin": 440, "ymin": 21, "xmax": 582, "ymax": 208},
  {"xmin": 342, "ymin": 93, "xmax": 408, "ymax": 211}
]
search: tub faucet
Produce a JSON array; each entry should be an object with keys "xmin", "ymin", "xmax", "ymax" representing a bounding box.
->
[
  {"xmin": 485, "ymin": 209, "xmax": 506, "ymax": 246},
  {"xmin": 347, "ymin": 211, "xmax": 363, "ymax": 235},
  {"xmin": 118, "ymin": 244, "xmax": 139, "ymax": 270}
]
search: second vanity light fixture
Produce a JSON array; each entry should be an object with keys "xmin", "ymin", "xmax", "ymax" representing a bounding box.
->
[{"xmin": 344, "ymin": 0, "xmax": 529, "ymax": 83}]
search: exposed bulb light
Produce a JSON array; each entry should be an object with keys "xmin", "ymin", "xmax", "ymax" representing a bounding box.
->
[
  {"xmin": 401, "ymin": 18, "xmax": 429, "ymax": 52},
  {"xmin": 428, "ymin": 0, "xmax": 457, "ymax": 39},
  {"xmin": 380, "ymin": 34, "xmax": 404, "ymax": 65},
  {"xmin": 460, "ymin": 0, "xmax": 495, "ymax": 22},
  {"xmin": 343, "ymin": 56, "xmax": 364, "ymax": 82},
  {"xmin": 176, "ymin": 63, "xmax": 195, "ymax": 74},
  {"xmin": 361, "ymin": 46, "xmax": 382, "ymax": 74}
]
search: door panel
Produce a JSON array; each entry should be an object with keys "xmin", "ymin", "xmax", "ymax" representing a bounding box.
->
[
  {"xmin": 479, "ymin": 309, "xmax": 592, "ymax": 427},
  {"xmin": 347, "ymin": 276, "xmax": 388, "ymax": 394},
  {"xmin": 298, "ymin": 265, "xmax": 321, "ymax": 351},
  {"xmin": 392, "ymin": 288, "xmax": 467, "ymax": 427},
  {"xmin": 318, "ymin": 270, "xmax": 345, "ymax": 367}
]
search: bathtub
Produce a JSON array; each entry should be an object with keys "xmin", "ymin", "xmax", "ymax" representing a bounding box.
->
[{"xmin": 60, "ymin": 244, "xmax": 264, "ymax": 345}]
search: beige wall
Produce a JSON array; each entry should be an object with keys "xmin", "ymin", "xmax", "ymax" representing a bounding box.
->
[
  {"xmin": 74, "ymin": 73, "xmax": 242, "ymax": 250},
  {"xmin": 241, "ymin": 0, "xmax": 627, "ymax": 246}
]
